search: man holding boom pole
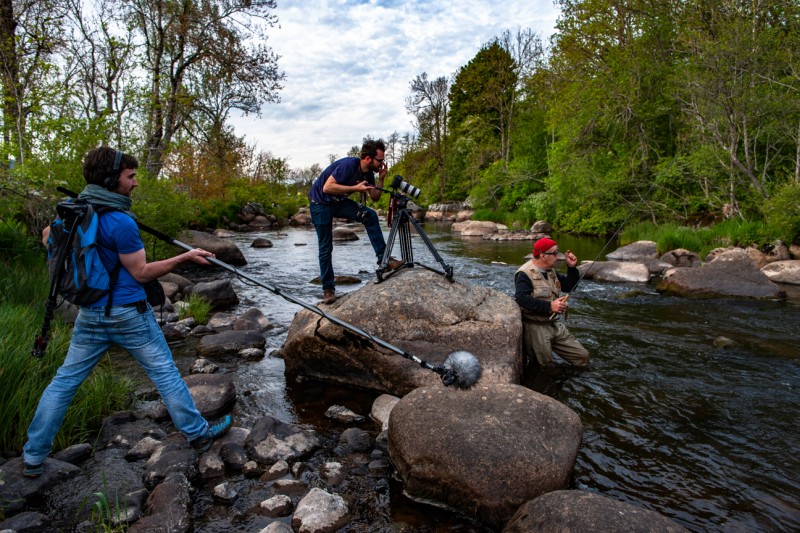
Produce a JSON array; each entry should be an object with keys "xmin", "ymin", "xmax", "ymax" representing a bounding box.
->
[{"xmin": 22, "ymin": 147, "xmax": 231, "ymax": 478}]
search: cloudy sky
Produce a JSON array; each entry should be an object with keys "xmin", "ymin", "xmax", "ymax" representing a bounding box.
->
[{"xmin": 230, "ymin": 0, "xmax": 561, "ymax": 171}]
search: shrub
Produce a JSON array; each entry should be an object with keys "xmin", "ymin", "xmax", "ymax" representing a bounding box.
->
[
  {"xmin": 762, "ymin": 181, "xmax": 800, "ymax": 243},
  {"xmin": 179, "ymin": 293, "xmax": 212, "ymax": 325}
]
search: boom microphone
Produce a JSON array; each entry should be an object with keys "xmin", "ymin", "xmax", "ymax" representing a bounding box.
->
[{"xmin": 437, "ymin": 350, "xmax": 482, "ymax": 389}]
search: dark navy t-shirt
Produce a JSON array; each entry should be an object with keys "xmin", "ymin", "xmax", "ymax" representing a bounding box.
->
[
  {"xmin": 87, "ymin": 211, "xmax": 146, "ymax": 307},
  {"xmin": 307, "ymin": 157, "xmax": 375, "ymax": 204}
]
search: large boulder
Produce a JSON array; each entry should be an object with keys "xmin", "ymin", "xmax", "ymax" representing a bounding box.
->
[
  {"xmin": 332, "ymin": 227, "xmax": 358, "ymax": 241},
  {"xmin": 198, "ymin": 329, "xmax": 266, "ymax": 358},
  {"xmin": 458, "ymin": 220, "xmax": 503, "ymax": 236},
  {"xmin": 503, "ymin": 490, "xmax": 689, "ymax": 532},
  {"xmin": 389, "ymin": 384, "xmax": 582, "ymax": 529},
  {"xmin": 659, "ymin": 248, "xmax": 701, "ymax": 268},
  {"xmin": 761, "ymin": 260, "xmax": 800, "ymax": 285},
  {"xmin": 190, "ymin": 279, "xmax": 240, "ymax": 310},
  {"xmin": 606, "ymin": 240, "xmax": 658, "ymax": 261},
  {"xmin": 0, "ymin": 458, "xmax": 81, "ymax": 514},
  {"xmin": 530, "ymin": 220, "xmax": 553, "ymax": 233},
  {"xmin": 185, "ymin": 373, "xmax": 237, "ymax": 420},
  {"xmin": 290, "ymin": 208, "xmax": 312, "ymax": 226},
  {"xmin": 578, "ymin": 260, "xmax": 651, "ymax": 283},
  {"xmin": 657, "ymin": 249, "xmax": 786, "ymax": 299},
  {"xmin": 179, "ymin": 229, "xmax": 247, "ymax": 266},
  {"xmin": 282, "ymin": 269, "xmax": 522, "ymax": 396}
]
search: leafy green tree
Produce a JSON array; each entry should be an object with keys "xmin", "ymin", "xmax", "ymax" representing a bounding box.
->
[
  {"xmin": 542, "ymin": 0, "xmax": 681, "ymax": 232},
  {"xmin": 449, "ymin": 42, "xmax": 512, "ymax": 160},
  {"xmin": 64, "ymin": 0, "xmax": 138, "ymax": 146},
  {"xmin": 676, "ymin": 0, "xmax": 800, "ymax": 208},
  {"xmin": 119, "ymin": 0, "xmax": 284, "ymax": 178},
  {"xmin": 0, "ymin": 0, "xmax": 69, "ymax": 163},
  {"xmin": 406, "ymin": 73, "xmax": 450, "ymax": 197}
]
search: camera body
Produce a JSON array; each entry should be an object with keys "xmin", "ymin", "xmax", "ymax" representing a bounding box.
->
[{"xmin": 390, "ymin": 175, "xmax": 421, "ymax": 198}]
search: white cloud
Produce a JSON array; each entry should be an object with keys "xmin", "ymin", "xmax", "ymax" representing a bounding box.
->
[{"xmin": 230, "ymin": 0, "xmax": 560, "ymax": 170}]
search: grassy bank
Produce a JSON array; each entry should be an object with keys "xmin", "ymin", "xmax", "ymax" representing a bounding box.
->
[
  {"xmin": 619, "ymin": 220, "xmax": 777, "ymax": 258},
  {"xmin": 470, "ymin": 205, "xmax": 790, "ymax": 259},
  {"xmin": 0, "ymin": 221, "xmax": 132, "ymax": 453}
]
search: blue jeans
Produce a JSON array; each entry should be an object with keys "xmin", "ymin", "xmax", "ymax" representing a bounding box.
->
[
  {"xmin": 310, "ymin": 199, "xmax": 387, "ymax": 291},
  {"xmin": 23, "ymin": 305, "xmax": 209, "ymax": 465}
]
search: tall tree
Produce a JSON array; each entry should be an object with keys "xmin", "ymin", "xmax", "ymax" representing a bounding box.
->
[
  {"xmin": 676, "ymin": 0, "xmax": 799, "ymax": 202},
  {"xmin": 406, "ymin": 72, "xmax": 449, "ymax": 196},
  {"xmin": 64, "ymin": 0, "xmax": 137, "ymax": 146},
  {"xmin": 544, "ymin": 0, "xmax": 680, "ymax": 230},
  {"xmin": 120, "ymin": 0, "xmax": 284, "ymax": 178},
  {"xmin": 0, "ymin": 0, "xmax": 67, "ymax": 162},
  {"xmin": 495, "ymin": 29, "xmax": 543, "ymax": 164}
]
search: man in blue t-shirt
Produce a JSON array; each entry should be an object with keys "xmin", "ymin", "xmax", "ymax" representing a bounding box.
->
[
  {"xmin": 22, "ymin": 147, "xmax": 232, "ymax": 478},
  {"xmin": 308, "ymin": 139, "xmax": 402, "ymax": 304}
]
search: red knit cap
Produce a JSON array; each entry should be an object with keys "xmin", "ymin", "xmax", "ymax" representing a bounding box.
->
[{"xmin": 533, "ymin": 237, "xmax": 558, "ymax": 258}]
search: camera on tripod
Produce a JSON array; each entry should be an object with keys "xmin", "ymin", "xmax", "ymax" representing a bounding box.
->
[
  {"xmin": 390, "ymin": 175, "xmax": 421, "ymax": 198},
  {"xmin": 376, "ymin": 175, "xmax": 453, "ymax": 283}
]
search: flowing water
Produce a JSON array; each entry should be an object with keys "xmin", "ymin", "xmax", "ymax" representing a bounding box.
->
[{"xmin": 212, "ymin": 223, "xmax": 799, "ymax": 532}]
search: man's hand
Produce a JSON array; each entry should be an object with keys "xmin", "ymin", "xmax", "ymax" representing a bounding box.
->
[
  {"xmin": 564, "ymin": 249, "xmax": 578, "ymax": 268},
  {"xmin": 352, "ymin": 180, "xmax": 374, "ymax": 193},
  {"xmin": 183, "ymin": 248, "xmax": 215, "ymax": 266},
  {"xmin": 550, "ymin": 296, "xmax": 569, "ymax": 314}
]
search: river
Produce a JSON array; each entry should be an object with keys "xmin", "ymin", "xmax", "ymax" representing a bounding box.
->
[{"xmin": 215, "ymin": 222, "xmax": 799, "ymax": 532}]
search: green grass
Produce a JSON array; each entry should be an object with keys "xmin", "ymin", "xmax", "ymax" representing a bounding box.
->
[
  {"xmin": 87, "ymin": 472, "xmax": 130, "ymax": 532},
  {"xmin": 0, "ymin": 232, "xmax": 133, "ymax": 453},
  {"xmin": 471, "ymin": 207, "xmax": 536, "ymax": 230},
  {"xmin": 178, "ymin": 292, "xmax": 212, "ymax": 325},
  {"xmin": 621, "ymin": 219, "xmax": 772, "ymax": 257}
]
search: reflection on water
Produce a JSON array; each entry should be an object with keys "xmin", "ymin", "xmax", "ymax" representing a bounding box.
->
[{"xmin": 218, "ymin": 222, "xmax": 799, "ymax": 532}]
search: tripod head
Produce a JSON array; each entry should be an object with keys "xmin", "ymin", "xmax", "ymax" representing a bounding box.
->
[{"xmin": 374, "ymin": 175, "xmax": 421, "ymax": 216}]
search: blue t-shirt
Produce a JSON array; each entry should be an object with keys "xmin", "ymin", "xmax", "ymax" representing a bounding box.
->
[
  {"xmin": 87, "ymin": 211, "xmax": 146, "ymax": 307},
  {"xmin": 307, "ymin": 157, "xmax": 375, "ymax": 204}
]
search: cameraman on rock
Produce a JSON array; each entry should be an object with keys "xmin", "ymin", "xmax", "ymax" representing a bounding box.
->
[{"xmin": 308, "ymin": 139, "xmax": 402, "ymax": 304}]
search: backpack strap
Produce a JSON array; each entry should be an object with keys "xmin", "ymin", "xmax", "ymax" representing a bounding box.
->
[
  {"xmin": 92, "ymin": 205, "xmax": 125, "ymax": 316},
  {"xmin": 104, "ymin": 263, "xmax": 122, "ymax": 317}
]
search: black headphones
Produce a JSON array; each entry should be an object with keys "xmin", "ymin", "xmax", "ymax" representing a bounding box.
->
[{"xmin": 103, "ymin": 149, "xmax": 124, "ymax": 190}]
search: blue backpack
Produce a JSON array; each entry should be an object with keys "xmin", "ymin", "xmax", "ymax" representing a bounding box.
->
[{"xmin": 46, "ymin": 199, "xmax": 121, "ymax": 306}]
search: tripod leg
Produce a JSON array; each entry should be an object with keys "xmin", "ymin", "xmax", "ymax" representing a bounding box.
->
[
  {"xmin": 398, "ymin": 212, "xmax": 413, "ymax": 264},
  {"xmin": 407, "ymin": 215, "xmax": 454, "ymax": 280},
  {"xmin": 377, "ymin": 215, "xmax": 402, "ymax": 281}
]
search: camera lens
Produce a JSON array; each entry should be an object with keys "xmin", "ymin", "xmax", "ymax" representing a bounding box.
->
[{"xmin": 398, "ymin": 180, "xmax": 421, "ymax": 198}]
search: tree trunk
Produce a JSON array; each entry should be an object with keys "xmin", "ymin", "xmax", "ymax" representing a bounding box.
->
[
  {"xmin": 796, "ymin": 119, "xmax": 800, "ymax": 183},
  {"xmin": 0, "ymin": 0, "xmax": 18, "ymax": 147}
]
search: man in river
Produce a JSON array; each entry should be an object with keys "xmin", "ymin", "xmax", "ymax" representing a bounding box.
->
[
  {"xmin": 307, "ymin": 139, "xmax": 403, "ymax": 304},
  {"xmin": 514, "ymin": 237, "xmax": 589, "ymax": 367},
  {"xmin": 22, "ymin": 147, "xmax": 232, "ymax": 478}
]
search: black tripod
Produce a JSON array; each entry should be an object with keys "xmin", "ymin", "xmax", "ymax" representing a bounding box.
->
[{"xmin": 375, "ymin": 188, "xmax": 454, "ymax": 283}]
